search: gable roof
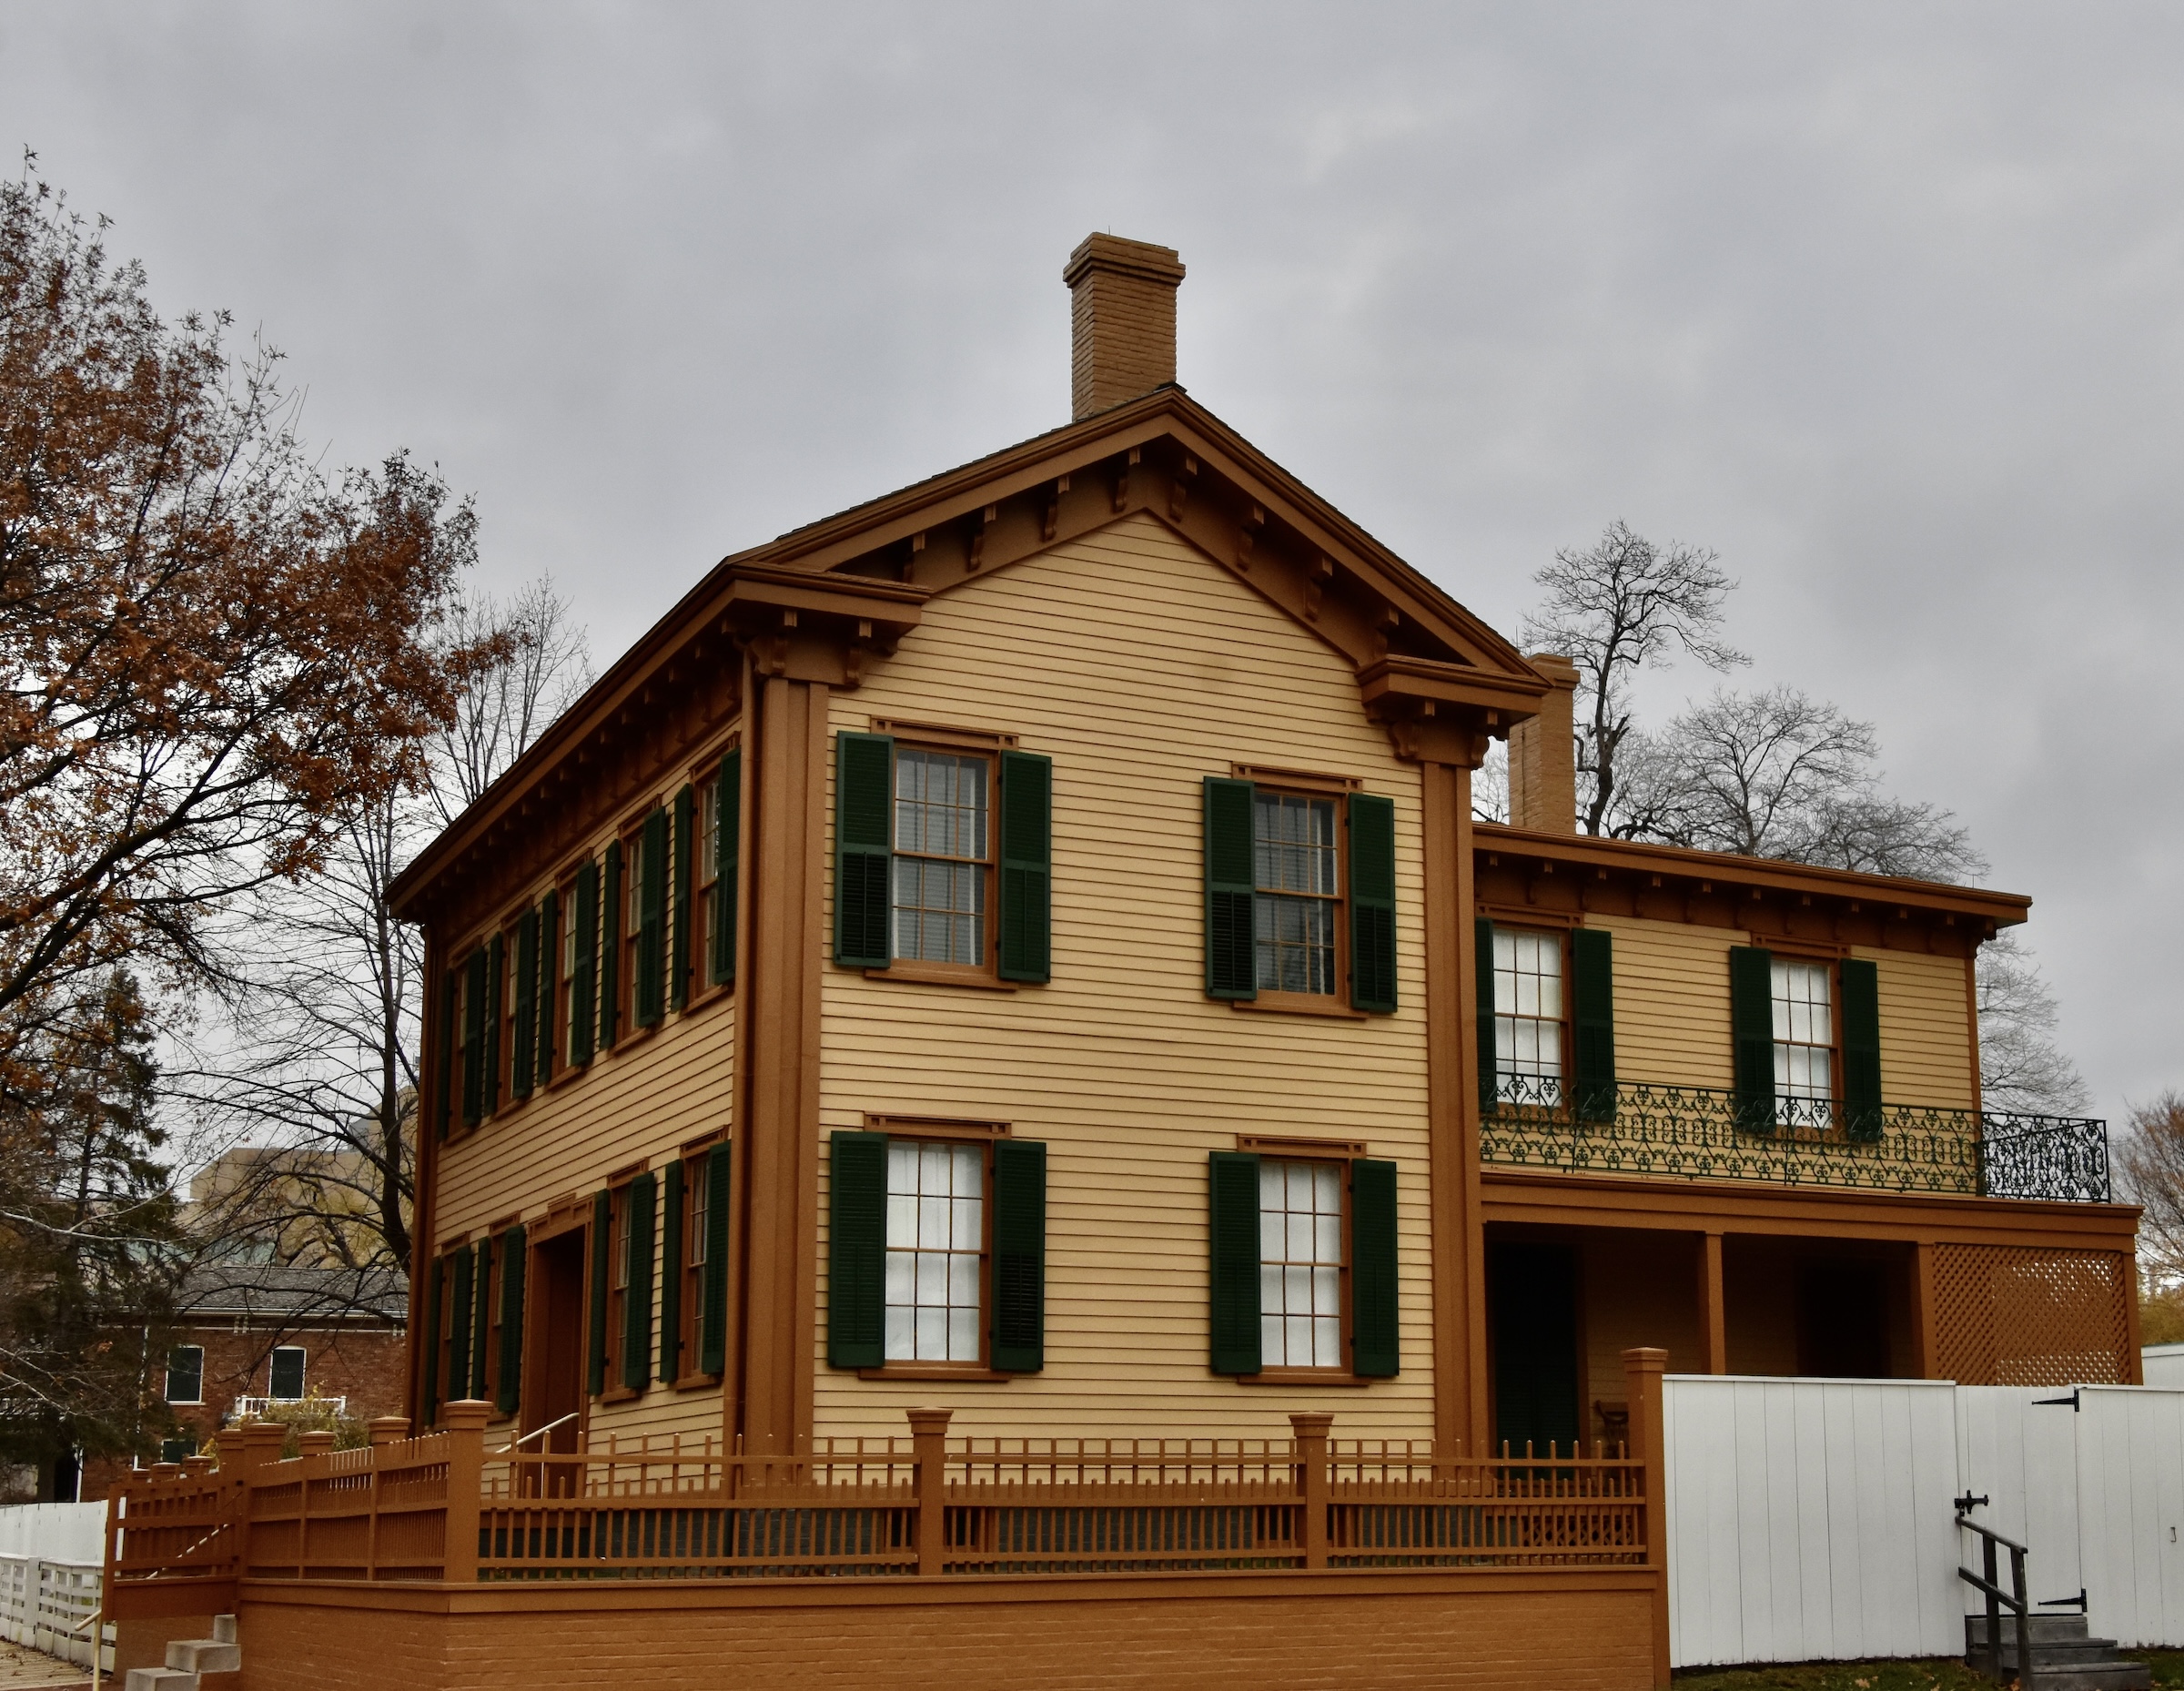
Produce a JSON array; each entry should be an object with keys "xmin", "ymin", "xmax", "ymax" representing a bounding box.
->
[{"xmin": 390, "ymin": 386, "xmax": 1550, "ymax": 918}]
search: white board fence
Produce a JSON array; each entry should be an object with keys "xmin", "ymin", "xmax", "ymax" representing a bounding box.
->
[{"xmin": 1665, "ymin": 1374, "xmax": 2184, "ymax": 1667}]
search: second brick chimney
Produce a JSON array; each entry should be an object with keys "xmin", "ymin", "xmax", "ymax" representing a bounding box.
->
[
  {"xmin": 1065, "ymin": 234, "xmax": 1186, "ymax": 420},
  {"xmin": 1508, "ymin": 654, "xmax": 1581, "ymax": 834}
]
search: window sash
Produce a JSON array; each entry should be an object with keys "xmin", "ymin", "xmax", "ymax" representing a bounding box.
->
[
  {"xmin": 1772, "ymin": 959, "xmax": 1835, "ymax": 1112},
  {"xmin": 883, "ymin": 1139, "xmax": 986, "ymax": 1364},
  {"xmin": 268, "ymin": 1346, "xmax": 306, "ymax": 1401},
  {"xmin": 1250, "ymin": 793, "xmax": 1340, "ymax": 997},
  {"xmin": 1257, "ymin": 1158, "xmax": 1345, "ymax": 1369},
  {"xmin": 891, "ymin": 748, "xmax": 993, "ymax": 967},
  {"xmin": 1493, "ymin": 927, "xmax": 1567, "ymax": 1099},
  {"xmin": 165, "ymin": 1345, "xmax": 204, "ymax": 1404}
]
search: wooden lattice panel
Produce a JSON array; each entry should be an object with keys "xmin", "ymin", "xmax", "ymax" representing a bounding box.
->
[{"xmin": 1932, "ymin": 1244, "xmax": 2130, "ymax": 1385}]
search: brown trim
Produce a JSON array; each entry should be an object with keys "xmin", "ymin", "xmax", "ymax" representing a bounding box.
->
[
  {"xmin": 1231, "ymin": 994, "xmax": 1367, "ymax": 1021},
  {"xmin": 1964, "ymin": 952, "xmax": 1985, "ymax": 1114},
  {"xmin": 1233, "ymin": 1368, "xmax": 1377, "ymax": 1387},
  {"xmin": 526, "ymin": 1203, "xmax": 589, "ymax": 1246},
  {"xmin": 673, "ymin": 1370, "xmax": 725, "ymax": 1392},
  {"xmin": 1236, "ymin": 1134, "xmax": 1368, "ymax": 1158},
  {"xmin": 870, "ymin": 716, "xmax": 1019, "ymax": 752},
  {"xmin": 679, "ymin": 1127, "xmax": 730, "ymax": 1155},
  {"xmin": 1698, "ymin": 1233, "xmax": 1726, "ymax": 1374},
  {"xmin": 1475, "ymin": 903, "xmax": 1582, "ymax": 929},
  {"xmin": 605, "ymin": 1159, "xmax": 648, "ymax": 1185},
  {"xmin": 865, "ymin": 962, "xmax": 1019, "ymax": 992},
  {"xmin": 1755, "ymin": 933, "xmax": 1850, "ymax": 961},
  {"xmin": 1229, "ymin": 762, "xmax": 1362, "ymax": 795},
  {"xmin": 685, "ymin": 727, "xmax": 743, "ymax": 785},
  {"xmin": 865, "ymin": 1113, "xmax": 1011, "ymax": 1139},
  {"xmin": 1430, "ymin": 760, "xmax": 1491, "ymax": 1453},
  {"xmin": 855, "ymin": 1366, "xmax": 1015, "ymax": 1382},
  {"xmin": 1910, "ymin": 1240, "xmax": 1938, "ymax": 1377}
]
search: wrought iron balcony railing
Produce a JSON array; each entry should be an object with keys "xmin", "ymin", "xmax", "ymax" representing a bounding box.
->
[{"xmin": 1478, "ymin": 1075, "xmax": 2111, "ymax": 1202}]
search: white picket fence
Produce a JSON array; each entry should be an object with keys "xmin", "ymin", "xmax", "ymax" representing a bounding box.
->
[
  {"xmin": 1664, "ymin": 1373, "xmax": 2184, "ymax": 1668},
  {"xmin": 0, "ymin": 1502, "xmax": 114, "ymax": 1670}
]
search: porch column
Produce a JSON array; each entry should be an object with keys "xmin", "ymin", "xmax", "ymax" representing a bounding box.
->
[
  {"xmin": 1911, "ymin": 1240, "xmax": 1939, "ymax": 1378},
  {"xmin": 1699, "ymin": 1230, "xmax": 1727, "ymax": 1374}
]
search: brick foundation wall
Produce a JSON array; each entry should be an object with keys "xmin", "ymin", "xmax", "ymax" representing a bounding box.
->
[{"xmin": 236, "ymin": 1568, "xmax": 1660, "ymax": 1691}]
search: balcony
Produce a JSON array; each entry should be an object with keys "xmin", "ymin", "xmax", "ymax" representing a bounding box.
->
[{"xmin": 1479, "ymin": 1076, "xmax": 2112, "ymax": 1202}]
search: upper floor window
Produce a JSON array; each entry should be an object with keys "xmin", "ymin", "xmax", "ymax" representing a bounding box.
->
[
  {"xmin": 165, "ymin": 1344, "xmax": 204, "ymax": 1404},
  {"xmin": 1493, "ymin": 927, "xmax": 1564, "ymax": 1102},
  {"xmin": 1773, "ymin": 958, "xmax": 1834, "ymax": 1102},
  {"xmin": 696, "ymin": 777, "xmax": 721, "ymax": 979},
  {"xmin": 1253, "ymin": 792, "xmax": 1340, "ymax": 997},
  {"xmin": 893, "ymin": 749, "xmax": 991, "ymax": 967},
  {"xmin": 560, "ymin": 884, "xmax": 581, "ymax": 1066}
]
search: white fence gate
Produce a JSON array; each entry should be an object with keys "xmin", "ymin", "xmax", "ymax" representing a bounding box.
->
[
  {"xmin": 0, "ymin": 1502, "xmax": 114, "ymax": 1670},
  {"xmin": 1666, "ymin": 1376, "xmax": 2184, "ymax": 1667}
]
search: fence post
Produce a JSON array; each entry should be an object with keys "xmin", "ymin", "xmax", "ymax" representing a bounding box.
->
[
  {"xmin": 234, "ymin": 1420, "xmax": 286, "ymax": 1577},
  {"xmin": 368, "ymin": 1416, "xmax": 411, "ymax": 1449},
  {"xmin": 1289, "ymin": 1412, "xmax": 1333, "ymax": 1570},
  {"xmin": 440, "ymin": 1400, "xmax": 489, "ymax": 1584},
  {"xmin": 906, "ymin": 1407, "xmax": 953, "ymax": 1577},
  {"xmin": 1623, "ymin": 1347, "xmax": 1671, "ymax": 1689}
]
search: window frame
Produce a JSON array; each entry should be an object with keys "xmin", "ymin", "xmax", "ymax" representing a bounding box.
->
[
  {"xmin": 693, "ymin": 773, "xmax": 723, "ymax": 1004},
  {"xmin": 599, "ymin": 1177, "xmax": 636, "ymax": 1399},
  {"xmin": 554, "ymin": 866, "xmax": 583, "ymax": 1077},
  {"xmin": 1769, "ymin": 950, "xmax": 1845, "ymax": 1127},
  {"xmin": 1249, "ymin": 1150, "xmax": 1353, "ymax": 1378},
  {"xmin": 884, "ymin": 741, "xmax": 1001, "ymax": 984},
  {"xmin": 1491, "ymin": 924, "xmax": 1572, "ymax": 1106},
  {"xmin": 615, "ymin": 822, "xmax": 646, "ymax": 1046},
  {"xmin": 164, "ymin": 1343, "xmax": 205, "ymax": 1406},
  {"xmin": 498, "ymin": 917, "xmax": 523, "ymax": 1111},
  {"xmin": 1246, "ymin": 783, "xmax": 1349, "ymax": 1014},
  {"xmin": 268, "ymin": 1344, "xmax": 307, "ymax": 1402},
  {"xmin": 867, "ymin": 1125, "xmax": 999, "ymax": 1379},
  {"xmin": 675, "ymin": 1139, "xmax": 723, "ymax": 1384}
]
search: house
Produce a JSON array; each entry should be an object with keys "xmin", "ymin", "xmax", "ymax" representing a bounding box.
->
[{"xmin": 106, "ymin": 235, "xmax": 2137, "ymax": 1691}]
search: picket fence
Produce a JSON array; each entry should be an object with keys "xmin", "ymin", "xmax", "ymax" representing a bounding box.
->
[{"xmin": 1664, "ymin": 1373, "xmax": 2184, "ymax": 1668}]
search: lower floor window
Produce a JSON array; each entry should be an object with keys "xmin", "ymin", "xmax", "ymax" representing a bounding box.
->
[
  {"xmin": 1259, "ymin": 1158, "xmax": 1343, "ymax": 1367},
  {"xmin": 885, "ymin": 1139, "xmax": 984, "ymax": 1362}
]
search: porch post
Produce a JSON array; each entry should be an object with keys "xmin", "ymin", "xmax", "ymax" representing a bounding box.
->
[
  {"xmin": 1289, "ymin": 1411, "xmax": 1333, "ymax": 1570},
  {"xmin": 1622, "ymin": 1347, "xmax": 1671, "ymax": 1690},
  {"xmin": 441, "ymin": 1400, "xmax": 488, "ymax": 1583},
  {"xmin": 1911, "ymin": 1241, "xmax": 1940, "ymax": 1378},
  {"xmin": 906, "ymin": 1406, "xmax": 952, "ymax": 1576},
  {"xmin": 1699, "ymin": 1232, "xmax": 1727, "ymax": 1374}
]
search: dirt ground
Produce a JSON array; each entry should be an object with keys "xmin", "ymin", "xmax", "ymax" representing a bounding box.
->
[{"xmin": 0, "ymin": 1639, "xmax": 91, "ymax": 1690}]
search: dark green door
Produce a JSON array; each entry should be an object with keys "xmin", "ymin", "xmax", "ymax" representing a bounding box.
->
[{"xmin": 1489, "ymin": 1240, "xmax": 1582, "ymax": 1457}]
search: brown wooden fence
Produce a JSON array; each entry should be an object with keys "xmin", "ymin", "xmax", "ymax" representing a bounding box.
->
[{"xmin": 107, "ymin": 1352, "xmax": 1667, "ymax": 1607}]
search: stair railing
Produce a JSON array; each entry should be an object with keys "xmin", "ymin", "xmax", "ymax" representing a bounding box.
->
[{"xmin": 1955, "ymin": 1505, "xmax": 2034, "ymax": 1686}]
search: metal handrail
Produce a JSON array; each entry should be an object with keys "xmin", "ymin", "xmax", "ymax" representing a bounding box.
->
[{"xmin": 1956, "ymin": 1511, "xmax": 2034, "ymax": 1685}]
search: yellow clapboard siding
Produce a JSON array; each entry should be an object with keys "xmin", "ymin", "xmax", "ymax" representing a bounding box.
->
[
  {"xmin": 815, "ymin": 512, "xmax": 1436, "ymax": 1443},
  {"xmin": 1855, "ymin": 946, "xmax": 1977, "ymax": 1110}
]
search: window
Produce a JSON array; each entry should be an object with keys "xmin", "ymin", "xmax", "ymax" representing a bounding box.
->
[
  {"xmin": 500, "ymin": 926, "xmax": 521, "ymax": 1104},
  {"xmin": 606, "ymin": 1186, "xmax": 631, "ymax": 1383},
  {"xmin": 885, "ymin": 1140, "xmax": 985, "ymax": 1362},
  {"xmin": 1259, "ymin": 1159, "xmax": 1344, "ymax": 1368},
  {"xmin": 622, "ymin": 829, "xmax": 646, "ymax": 1034},
  {"xmin": 1773, "ymin": 958, "xmax": 1835, "ymax": 1124},
  {"xmin": 268, "ymin": 1346, "xmax": 306, "ymax": 1401},
  {"xmin": 1252, "ymin": 792, "xmax": 1340, "ymax": 996},
  {"xmin": 696, "ymin": 778, "xmax": 720, "ymax": 986},
  {"xmin": 681, "ymin": 1150, "xmax": 710, "ymax": 1372},
  {"xmin": 892, "ymin": 749, "xmax": 991, "ymax": 967},
  {"xmin": 1493, "ymin": 928, "xmax": 1565, "ymax": 1103},
  {"xmin": 157, "ymin": 1435, "xmax": 197, "ymax": 1465},
  {"xmin": 165, "ymin": 1345, "xmax": 204, "ymax": 1404}
]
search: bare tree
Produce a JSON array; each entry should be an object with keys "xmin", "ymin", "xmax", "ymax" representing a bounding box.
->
[
  {"xmin": 183, "ymin": 580, "xmax": 591, "ymax": 1286},
  {"xmin": 1519, "ymin": 521, "xmax": 1747, "ymax": 836},
  {"xmin": 430, "ymin": 576, "xmax": 593, "ymax": 825},
  {"xmin": 2118, "ymin": 1092, "xmax": 2184, "ymax": 1288},
  {"xmin": 1620, "ymin": 686, "xmax": 1986, "ymax": 883},
  {"xmin": 1976, "ymin": 932, "xmax": 2090, "ymax": 1118}
]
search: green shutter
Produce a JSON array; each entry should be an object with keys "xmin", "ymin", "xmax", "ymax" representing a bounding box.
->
[
  {"xmin": 834, "ymin": 734, "xmax": 894, "ymax": 968},
  {"xmin": 470, "ymin": 1233, "xmax": 492, "ymax": 1395},
  {"xmin": 1475, "ymin": 919, "xmax": 1499, "ymax": 1113},
  {"xmin": 461, "ymin": 948, "xmax": 487, "ymax": 1126},
  {"xmin": 1841, "ymin": 957, "xmax": 1883, "ymax": 1141},
  {"xmin": 1203, "ymin": 778, "xmax": 1257, "ymax": 1001},
  {"xmin": 436, "ymin": 971, "xmax": 457, "ymax": 1139},
  {"xmin": 700, "ymin": 1145, "xmax": 732, "ymax": 1374},
  {"xmin": 991, "ymin": 1139, "xmax": 1046, "ymax": 1372},
  {"xmin": 659, "ymin": 1159, "xmax": 684, "ymax": 1383},
  {"xmin": 484, "ymin": 934, "xmax": 504, "ymax": 1115},
  {"xmin": 671, "ymin": 785, "xmax": 694, "ymax": 1013},
  {"xmin": 497, "ymin": 1224, "xmax": 525, "ymax": 1417},
  {"xmin": 1571, "ymin": 927, "xmax": 1617, "ymax": 1123},
  {"xmin": 512, "ymin": 908, "xmax": 538, "ymax": 1099},
  {"xmin": 638, "ymin": 809, "xmax": 667, "ymax": 1028},
  {"xmin": 571, "ymin": 865, "xmax": 597, "ymax": 1067},
  {"xmin": 712, "ymin": 751, "xmax": 741, "ymax": 987},
  {"xmin": 601, "ymin": 838, "xmax": 623, "ymax": 1046},
  {"xmin": 827, "ymin": 1130, "xmax": 888, "ymax": 1368},
  {"xmin": 1729, "ymin": 946, "xmax": 1777, "ymax": 1133},
  {"xmin": 622, "ymin": 1170, "xmax": 656, "ymax": 1392},
  {"xmin": 421, "ymin": 1254, "xmax": 442, "ymax": 1423},
  {"xmin": 536, "ymin": 888, "xmax": 560, "ymax": 1088},
  {"xmin": 1349, "ymin": 793, "xmax": 1397, "ymax": 1013},
  {"xmin": 587, "ymin": 1189, "xmax": 611, "ymax": 1396},
  {"xmin": 1208, "ymin": 1150, "xmax": 1262, "ymax": 1374},
  {"xmin": 996, "ymin": 751, "xmax": 1054, "ymax": 983},
  {"xmin": 449, "ymin": 1244, "xmax": 474, "ymax": 1401},
  {"xmin": 1350, "ymin": 1158, "xmax": 1400, "ymax": 1378}
]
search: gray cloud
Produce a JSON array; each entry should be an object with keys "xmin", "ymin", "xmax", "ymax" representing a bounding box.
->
[{"xmin": 8, "ymin": 1, "xmax": 2179, "ymax": 1124}]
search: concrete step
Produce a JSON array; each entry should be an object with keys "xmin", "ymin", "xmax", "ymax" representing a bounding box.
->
[
  {"xmin": 211, "ymin": 1615, "xmax": 238, "ymax": 1645},
  {"xmin": 2027, "ymin": 1666, "xmax": 2153, "ymax": 1691},
  {"xmin": 167, "ymin": 1638, "xmax": 241, "ymax": 1675},
  {"xmin": 123, "ymin": 1670, "xmax": 197, "ymax": 1691}
]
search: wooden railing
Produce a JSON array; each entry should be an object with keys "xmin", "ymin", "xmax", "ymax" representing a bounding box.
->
[{"xmin": 107, "ymin": 1352, "xmax": 1667, "ymax": 1603}]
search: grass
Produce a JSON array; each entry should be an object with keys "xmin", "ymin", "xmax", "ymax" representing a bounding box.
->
[{"xmin": 1675, "ymin": 1648, "xmax": 2184, "ymax": 1688}]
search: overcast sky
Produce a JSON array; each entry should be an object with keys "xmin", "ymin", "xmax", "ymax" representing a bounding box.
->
[{"xmin": 7, "ymin": 3, "xmax": 2179, "ymax": 1127}]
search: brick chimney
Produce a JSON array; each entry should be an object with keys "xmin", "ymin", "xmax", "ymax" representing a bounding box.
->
[
  {"xmin": 1065, "ymin": 234, "xmax": 1186, "ymax": 420},
  {"xmin": 1508, "ymin": 654, "xmax": 1581, "ymax": 834}
]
